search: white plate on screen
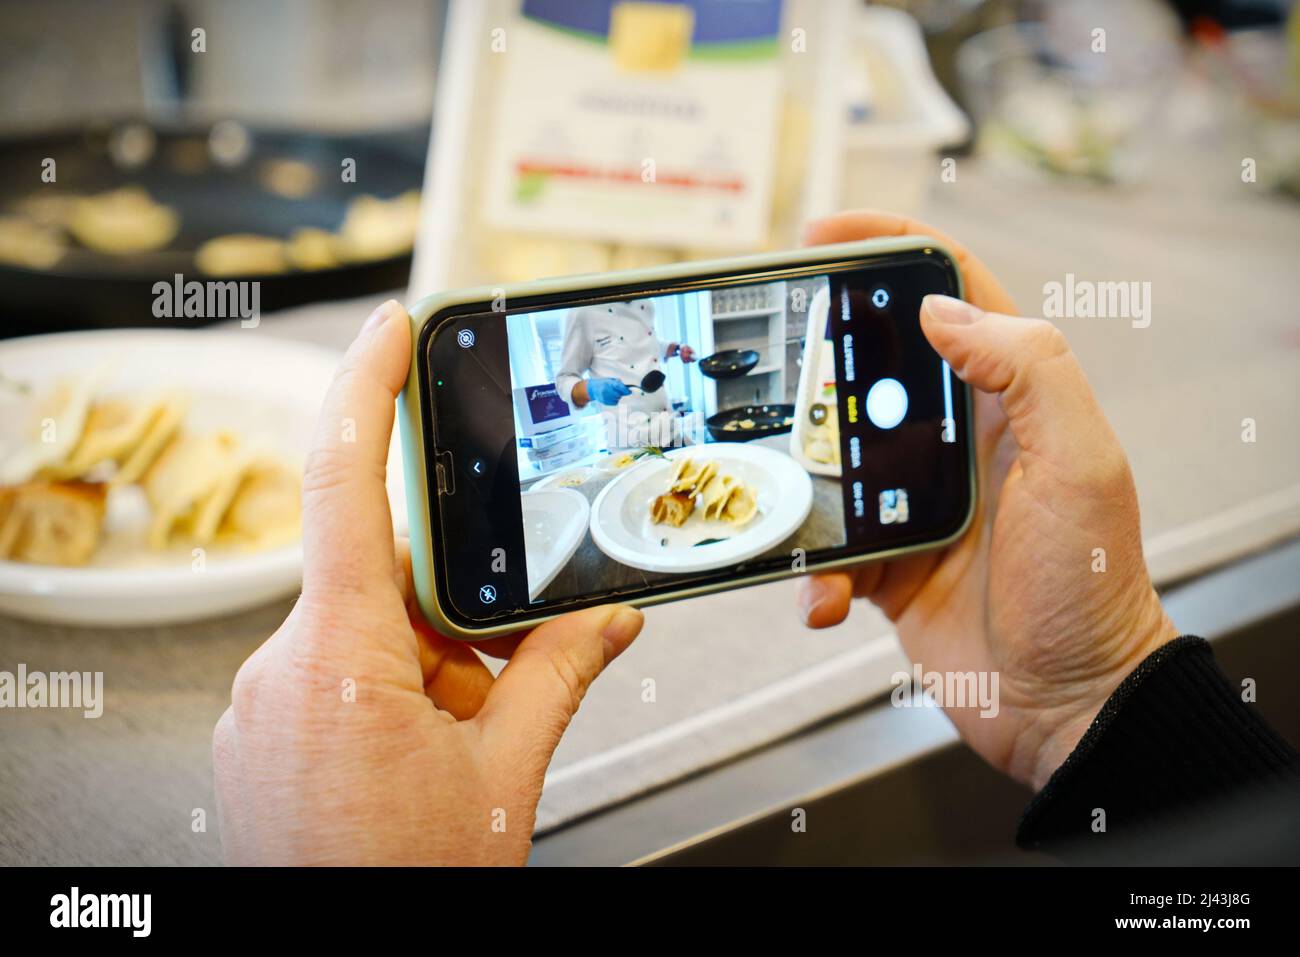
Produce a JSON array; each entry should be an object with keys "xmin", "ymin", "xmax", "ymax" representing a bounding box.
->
[
  {"xmin": 0, "ymin": 329, "xmax": 343, "ymax": 627},
  {"xmin": 521, "ymin": 487, "xmax": 590, "ymax": 600},
  {"xmin": 531, "ymin": 465, "xmax": 596, "ymax": 491},
  {"xmin": 588, "ymin": 444, "xmax": 813, "ymax": 574},
  {"xmin": 593, "ymin": 451, "xmax": 644, "ymax": 474}
]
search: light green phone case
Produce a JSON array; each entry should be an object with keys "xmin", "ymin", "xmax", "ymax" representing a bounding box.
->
[{"xmin": 399, "ymin": 236, "xmax": 977, "ymax": 640}]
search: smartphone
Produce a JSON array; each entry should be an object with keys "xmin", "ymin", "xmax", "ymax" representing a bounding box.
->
[{"xmin": 398, "ymin": 237, "xmax": 976, "ymax": 639}]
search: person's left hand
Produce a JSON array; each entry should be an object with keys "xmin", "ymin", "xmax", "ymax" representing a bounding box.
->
[
  {"xmin": 677, "ymin": 344, "xmax": 696, "ymax": 363},
  {"xmin": 213, "ymin": 299, "xmax": 644, "ymax": 865}
]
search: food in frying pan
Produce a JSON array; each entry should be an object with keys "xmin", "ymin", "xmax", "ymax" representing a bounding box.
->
[
  {"xmin": 192, "ymin": 192, "xmax": 421, "ymax": 276},
  {"xmin": 13, "ymin": 193, "xmax": 79, "ymax": 229},
  {"xmin": 650, "ymin": 457, "xmax": 759, "ymax": 529},
  {"xmin": 0, "ymin": 376, "xmax": 300, "ymax": 566},
  {"xmin": 259, "ymin": 157, "xmax": 319, "ymax": 199},
  {"xmin": 3, "ymin": 176, "xmax": 421, "ymax": 280},
  {"xmin": 285, "ymin": 227, "xmax": 341, "ymax": 271},
  {"xmin": 68, "ymin": 186, "xmax": 179, "ymax": 255},
  {"xmin": 698, "ymin": 348, "xmax": 760, "ymax": 380},
  {"xmin": 337, "ymin": 190, "xmax": 422, "ymax": 262},
  {"xmin": 706, "ymin": 404, "xmax": 796, "ymax": 443},
  {"xmin": 0, "ymin": 216, "xmax": 67, "ymax": 269},
  {"xmin": 0, "ymin": 480, "xmax": 108, "ymax": 566},
  {"xmin": 195, "ymin": 234, "xmax": 289, "ymax": 276},
  {"xmin": 3, "ymin": 189, "xmax": 174, "ymax": 267}
]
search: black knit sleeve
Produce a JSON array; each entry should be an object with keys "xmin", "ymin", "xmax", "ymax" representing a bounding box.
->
[{"xmin": 1016, "ymin": 635, "xmax": 1300, "ymax": 856}]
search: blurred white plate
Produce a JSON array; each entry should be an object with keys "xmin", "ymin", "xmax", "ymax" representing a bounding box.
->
[
  {"xmin": 592, "ymin": 451, "xmax": 642, "ymax": 474},
  {"xmin": 521, "ymin": 487, "xmax": 590, "ymax": 600},
  {"xmin": 0, "ymin": 329, "xmax": 343, "ymax": 626},
  {"xmin": 589, "ymin": 445, "xmax": 813, "ymax": 574},
  {"xmin": 532, "ymin": 465, "xmax": 596, "ymax": 491}
]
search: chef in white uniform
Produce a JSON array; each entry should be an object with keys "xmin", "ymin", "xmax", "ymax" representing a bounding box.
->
[{"xmin": 555, "ymin": 300, "xmax": 695, "ymax": 450}]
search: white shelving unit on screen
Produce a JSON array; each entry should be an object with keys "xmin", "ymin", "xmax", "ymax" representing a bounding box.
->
[{"xmin": 701, "ymin": 281, "xmax": 788, "ymax": 414}]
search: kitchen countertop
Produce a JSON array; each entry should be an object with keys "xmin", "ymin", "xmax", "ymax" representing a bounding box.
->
[{"xmin": 2, "ymin": 144, "xmax": 1298, "ymax": 864}]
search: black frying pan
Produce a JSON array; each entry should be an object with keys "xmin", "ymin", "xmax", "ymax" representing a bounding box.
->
[
  {"xmin": 705, "ymin": 403, "xmax": 796, "ymax": 442},
  {"xmin": 0, "ymin": 123, "xmax": 427, "ymax": 337},
  {"xmin": 698, "ymin": 348, "xmax": 760, "ymax": 379}
]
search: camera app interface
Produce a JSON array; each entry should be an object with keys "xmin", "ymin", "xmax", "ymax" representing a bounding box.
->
[{"xmin": 428, "ymin": 258, "xmax": 971, "ymax": 623}]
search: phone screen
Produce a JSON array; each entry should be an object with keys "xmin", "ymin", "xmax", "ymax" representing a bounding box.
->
[{"xmin": 420, "ymin": 248, "xmax": 973, "ymax": 629}]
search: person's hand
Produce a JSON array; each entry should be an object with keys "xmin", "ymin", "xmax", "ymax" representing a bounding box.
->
[
  {"xmin": 664, "ymin": 342, "xmax": 695, "ymax": 363},
  {"xmin": 796, "ymin": 211, "xmax": 1177, "ymax": 791},
  {"xmin": 212, "ymin": 300, "xmax": 644, "ymax": 865},
  {"xmin": 586, "ymin": 376, "xmax": 632, "ymax": 406}
]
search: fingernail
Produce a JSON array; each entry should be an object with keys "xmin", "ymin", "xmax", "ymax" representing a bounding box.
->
[
  {"xmin": 360, "ymin": 299, "xmax": 399, "ymax": 339},
  {"xmin": 797, "ymin": 578, "xmax": 829, "ymax": 626},
  {"xmin": 601, "ymin": 606, "xmax": 644, "ymax": 662},
  {"xmin": 923, "ymin": 294, "xmax": 982, "ymax": 326}
]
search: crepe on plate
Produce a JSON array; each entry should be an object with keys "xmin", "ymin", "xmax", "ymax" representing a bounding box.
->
[
  {"xmin": 0, "ymin": 375, "xmax": 299, "ymax": 566},
  {"xmin": 649, "ymin": 491, "xmax": 693, "ymax": 527},
  {"xmin": 141, "ymin": 431, "xmax": 301, "ymax": 551},
  {"xmin": 41, "ymin": 392, "xmax": 185, "ymax": 482},
  {"xmin": 0, "ymin": 367, "xmax": 108, "ymax": 485},
  {"xmin": 217, "ymin": 458, "xmax": 302, "ymax": 550},
  {"xmin": 141, "ymin": 430, "xmax": 241, "ymax": 549},
  {"xmin": 134, "ymin": 434, "xmax": 298, "ymax": 558},
  {"xmin": 650, "ymin": 457, "xmax": 759, "ymax": 529},
  {"xmin": 0, "ymin": 481, "xmax": 108, "ymax": 566}
]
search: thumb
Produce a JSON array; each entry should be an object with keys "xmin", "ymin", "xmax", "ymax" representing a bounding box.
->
[
  {"xmin": 300, "ymin": 299, "xmax": 411, "ymax": 604},
  {"xmin": 920, "ymin": 294, "xmax": 1124, "ymax": 479},
  {"xmin": 476, "ymin": 605, "xmax": 643, "ymax": 777}
]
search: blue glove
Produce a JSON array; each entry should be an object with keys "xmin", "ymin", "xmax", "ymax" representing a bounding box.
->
[{"xmin": 586, "ymin": 377, "xmax": 632, "ymax": 406}]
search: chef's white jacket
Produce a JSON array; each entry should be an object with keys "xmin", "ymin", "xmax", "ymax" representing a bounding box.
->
[{"xmin": 555, "ymin": 301, "xmax": 678, "ymax": 450}]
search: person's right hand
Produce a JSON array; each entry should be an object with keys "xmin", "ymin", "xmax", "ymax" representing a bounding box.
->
[
  {"xmin": 796, "ymin": 211, "xmax": 1177, "ymax": 791},
  {"xmin": 586, "ymin": 376, "xmax": 632, "ymax": 406}
]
